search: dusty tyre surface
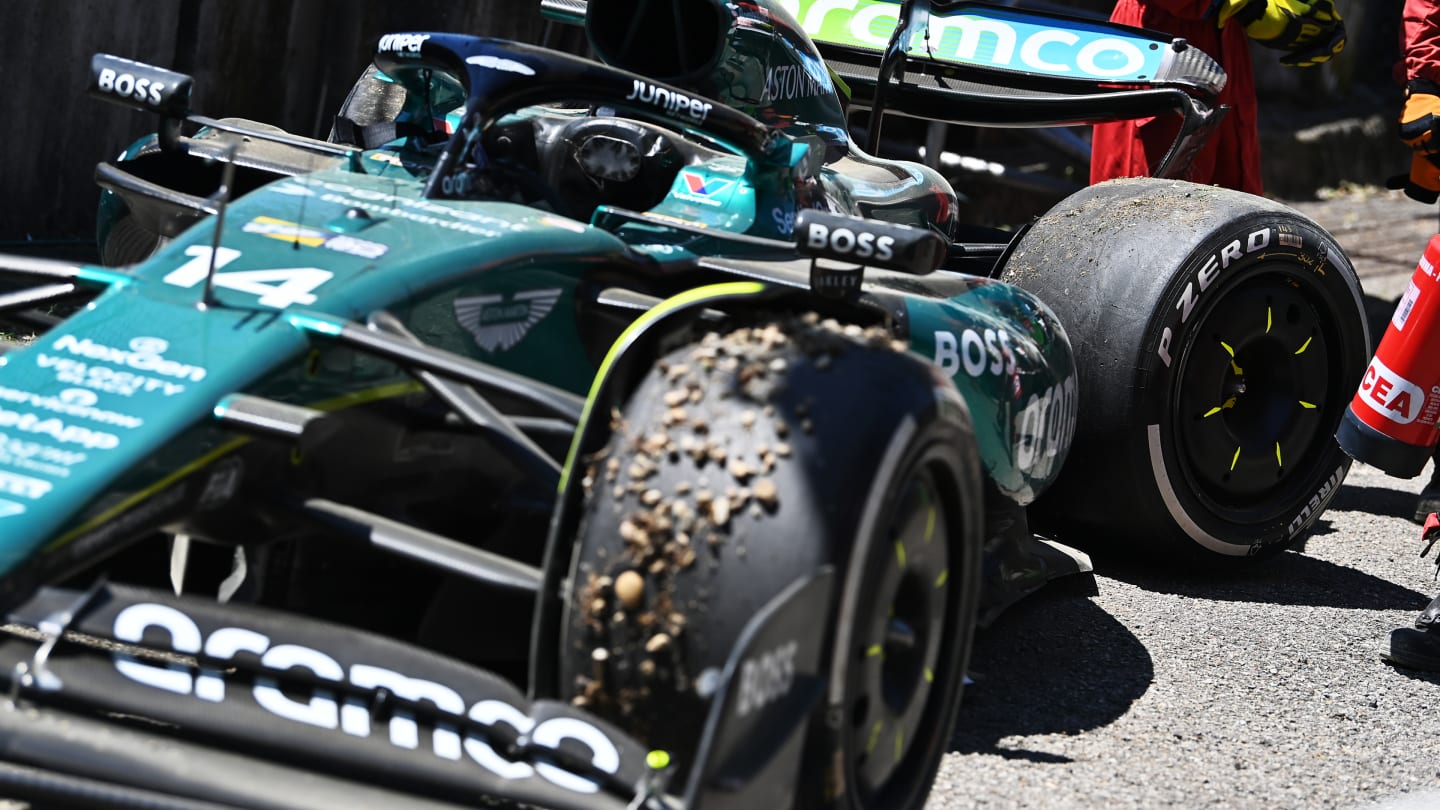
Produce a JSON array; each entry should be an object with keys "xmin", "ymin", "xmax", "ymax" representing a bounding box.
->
[
  {"xmin": 558, "ymin": 316, "xmax": 983, "ymax": 808},
  {"xmin": 1003, "ymin": 178, "xmax": 1368, "ymax": 561}
]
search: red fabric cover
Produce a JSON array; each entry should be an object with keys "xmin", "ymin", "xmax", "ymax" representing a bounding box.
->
[
  {"xmin": 1402, "ymin": 0, "xmax": 1440, "ymax": 86},
  {"xmin": 1089, "ymin": 0, "xmax": 1263, "ymax": 194}
]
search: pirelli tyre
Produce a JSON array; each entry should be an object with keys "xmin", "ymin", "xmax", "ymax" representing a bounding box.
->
[
  {"xmin": 1002, "ymin": 178, "xmax": 1368, "ymax": 561},
  {"xmin": 558, "ymin": 316, "xmax": 984, "ymax": 809}
]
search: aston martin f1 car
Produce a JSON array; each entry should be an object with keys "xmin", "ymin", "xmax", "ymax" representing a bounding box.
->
[{"xmin": 0, "ymin": 1, "xmax": 1368, "ymax": 808}]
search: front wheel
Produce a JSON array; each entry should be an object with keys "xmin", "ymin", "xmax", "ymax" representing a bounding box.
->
[
  {"xmin": 1003, "ymin": 178, "xmax": 1368, "ymax": 561},
  {"xmin": 557, "ymin": 316, "xmax": 983, "ymax": 808}
]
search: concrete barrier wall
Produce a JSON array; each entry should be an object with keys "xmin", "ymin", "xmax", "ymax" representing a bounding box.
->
[
  {"xmin": 0, "ymin": 0, "xmax": 1399, "ymax": 245},
  {"xmin": 0, "ymin": 0, "xmax": 576, "ymax": 244}
]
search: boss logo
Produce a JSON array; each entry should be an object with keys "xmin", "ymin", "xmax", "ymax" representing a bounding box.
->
[
  {"xmin": 95, "ymin": 68, "xmax": 165, "ymax": 106},
  {"xmin": 804, "ymin": 222, "xmax": 895, "ymax": 262}
]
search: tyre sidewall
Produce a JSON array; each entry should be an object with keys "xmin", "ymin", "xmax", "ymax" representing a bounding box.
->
[
  {"xmin": 825, "ymin": 413, "xmax": 981, "ymax": 810},
  {"xmin": 1136, "ymin": 212, "xmax": 1364, "ymax": 556}
]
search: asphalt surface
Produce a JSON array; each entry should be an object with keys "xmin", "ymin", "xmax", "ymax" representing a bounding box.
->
[{"xmin": 929, "ymin": 188, "xmax": 1440, "ymax": 809}]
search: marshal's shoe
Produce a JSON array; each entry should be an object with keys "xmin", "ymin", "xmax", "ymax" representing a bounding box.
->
[{"xmin": 1384, "ymin": 593, "xmax": 1440, "ymax": 671}]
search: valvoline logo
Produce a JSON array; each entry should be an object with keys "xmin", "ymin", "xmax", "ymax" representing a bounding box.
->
[
  {"xmin": 682, "ymin": 172, "xmax": 734, "ymax": 197},
  {"xmin": 674, "ymin": 171, "xmax": 736, "ymax": 207}
]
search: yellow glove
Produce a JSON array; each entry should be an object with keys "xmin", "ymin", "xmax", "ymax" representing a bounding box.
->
[{"xmin": 1214, "ymin": 0, "xmax": 1346, "ymax": 67}]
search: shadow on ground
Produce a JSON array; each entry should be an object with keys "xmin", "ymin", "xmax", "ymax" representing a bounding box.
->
[
  {"xmin": 1330, "ymin": 484, "xmax": 1420, "ymax": 521},
  {"xmin": 950, "ymin": 582, "xmax": 1151, "ymax": 762},
  {"xmin": 1082, "ymin": 543, "xmax": 1430, "ymax": 612}
]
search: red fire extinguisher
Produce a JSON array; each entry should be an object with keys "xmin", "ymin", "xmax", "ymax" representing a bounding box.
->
[{"xmin": 1338, "ymin": 234, "xmax": 1440, "ymax": 477}]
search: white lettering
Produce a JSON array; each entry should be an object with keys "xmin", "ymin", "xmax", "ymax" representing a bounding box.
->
[
  {"xmin": 934, "ymin": 330, "xmax": 960, "ymax": 375},
  {"xmin": 737, "ymin": 640, "xmax": 798, "ymax": 717},
  {"xmin": 112, "ymin": 603, "xmax": 200, "ymax": 695},
  {"xmin": 109, "ymin": 604, "xmax": 623, "ymax": 794},
  {"xmin": 1159, "ymin": 229, "xmax": 1271, "ymax": 366},
  {"xmin": 378, "ymin": 33, "xmax": 430, "ymax": 54},
  {"xmin": 253, "ymin": 645, "xmax": 344, "ymax": 729}
]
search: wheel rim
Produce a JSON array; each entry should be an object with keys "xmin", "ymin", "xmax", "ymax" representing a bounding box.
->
[
  {"xmin": 1172, "ymin": 267, "xmax": 1343, "ymax": 518},
  {"xmin": 848, "ymin": 465, "xmax": 953, "ymax": 803}
]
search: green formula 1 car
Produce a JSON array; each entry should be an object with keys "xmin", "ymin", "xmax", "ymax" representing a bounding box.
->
[{"xmin": 0, "ymin": 1, "xmax": 1368, "ymax": 808}]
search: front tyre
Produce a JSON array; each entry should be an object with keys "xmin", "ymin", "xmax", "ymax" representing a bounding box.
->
[
  {"xmin": 558, "ymin": 317, "xmax": 983, "ymax": 808},
  {"xmin": 1004, "ymin": 178, "xmax": 1368, "ymax": 560}
]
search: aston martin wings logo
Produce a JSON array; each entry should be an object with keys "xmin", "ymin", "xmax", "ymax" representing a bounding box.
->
[{"xmin": 453, "ymin": 289, "xmax": 563, "ymax": 352}]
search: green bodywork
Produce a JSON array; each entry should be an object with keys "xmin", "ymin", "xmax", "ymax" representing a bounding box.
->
[{"xmin": 0, "ymin": 25, "xmax": 1074, "ymax": 584}]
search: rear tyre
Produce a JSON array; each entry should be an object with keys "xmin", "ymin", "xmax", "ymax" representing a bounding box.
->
[
  {"xmin": 558, "ymin": 316, "xmax": 983, "ymax": 808},
  {"xmin": 1003, "ymin": 178, "xmax": 1368, "ymax": 561}
]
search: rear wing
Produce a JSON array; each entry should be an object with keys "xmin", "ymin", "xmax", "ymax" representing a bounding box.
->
[{"xmin": 541, "ymin": 0, "xmax": 1228, "ymax": 178}]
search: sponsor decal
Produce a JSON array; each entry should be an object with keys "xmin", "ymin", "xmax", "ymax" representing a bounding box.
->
[
  {"xmin": 1285, "ymin": 465, "xmax": 1345, "ymax": 539},
  {"xmin": 0, "ymin": 405, "xmax": 120, "ymax": 450},
  {"xmin": 624, "ymin": 79, "xmax": 713, "ymax": 124},
  {"xmin": 1013, "ymin": 375, "xmax": 1078, "ymax": 478},
  {"xmin": 1356, "ymin": 355, "xmax": 1426, "ymax": 425},
  {"xmin": 933, "ymin": 328, "xmax": 1017, "ymax": 379},
  {"xmin": 112, "ymin": 603, "xmax": 622, "ymax": 794},
  {"xmin": 737, "ymin": 640, "xmax": 798, "ymax": 717},
  {"xmin": 673, "ymin": 171, "xmax": 737, "ymax": 207},
  {"xmin": 377, "ymin": 33, "xmax": 430, "ymax": 55},
  {"xmin": 0, "ymin": 499, "xmax": 24, "ymax": 519},
  {"xmin": 762, "ymin": 63, "xmax": 831, "ymax": 103},
  {"xmin": 95, "ymin": 67, "xmax": 166, "ymax": 106},
  {"xmin": 777, "ymin": 0, "xmax": 1160, "ymax": 81},
  {"xmin": 0, "ymin": 433, "xmax": 87, "ymax": 472},
  {"xmin": 36, "ymin": 333, "xmax": 203, "ymax": 397},
  {"xmin": 804, "ymin": 220, "xmax": 895, "ymax": 261},
  {"xmin": 0, "ymin": 386, "xmax": 143, "ymax": 429},
  {"xmin": 243, "ymin": 216, "xmax": 388, "ymax": 260},
  {"xmin": 51, "ymin": 335, "xmax": 206, "ymax": 383},
  {"xmin": 454, "ymin": 289, "xmax": 562, "ymax": 353},
  {"xmin": 36, "ymin": 354, "xmax": 187, "ymax": 398},
  {"xmin": 682, "ymin": 172, "xmax": 735, "ymax": 197},
  {"xmin": 0, "ymin": 470, "xmax": 51, "ymax": 499},
  {"xmin": 772, "ymin": 208, "xmax": 796, "ymax": 237},
  {"xmin": 307, "ymin": 181, "xmax": 519, "ymax": 238},
  {"xmin": 1156, "ymin": 228, "xmax": 1273, "ymax": 368},
  {"xmin": 465, "ymin": 54, "xmax": 535, "ymax": 76},
  {"xmin": 271, "ymin": 182, "xmax": 315, "ymax": 198}
]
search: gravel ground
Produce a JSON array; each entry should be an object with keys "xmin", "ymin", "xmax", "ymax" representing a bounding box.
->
[
  {"xmin": 933, "ymin": 460, "xmax": 1440, "ymax": 809},
  {"xmin": 930, "ymin": 188, "xmax": 1440, "ymax": 810}
]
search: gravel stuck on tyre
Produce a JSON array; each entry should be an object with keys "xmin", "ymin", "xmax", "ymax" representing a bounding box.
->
[
  {"xmin": 559, "ymin": 316, "xmax": 984, "ymax": 809},
  {"xmin": 1003, "ymin": 178, "xmax": 1369, "ymax": 561}
]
